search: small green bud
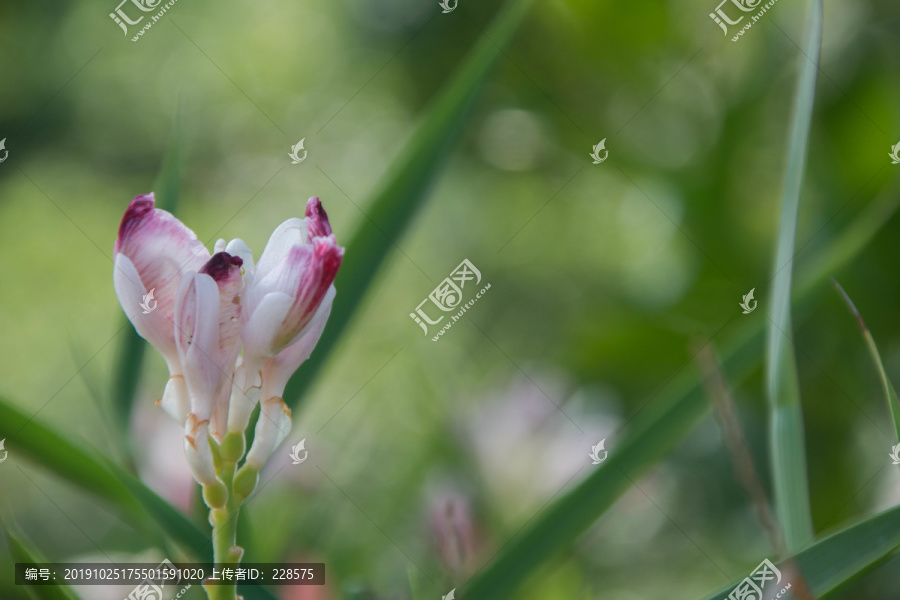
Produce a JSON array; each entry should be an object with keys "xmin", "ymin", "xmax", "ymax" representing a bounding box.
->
[
  {"xmin": 209, "ymin": 436, "xmax": 223, "ymax": 471},
  {"xmin": 233, "ymin": 465, "xmax": 259, "ymax": 500},
  {"xmin": 221, "ymin": 432, "xmax": 245, "ymax": 463},
  {"xmin": 202, "ymin": 481, "xmax": 228, "ymax": 509}
]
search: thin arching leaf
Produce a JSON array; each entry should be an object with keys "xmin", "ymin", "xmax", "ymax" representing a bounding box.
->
[
  {"xmin": 700, "ymin": 503, "xmax": 900, "ymax": 599},
  {"xmin": 833, "ymin": 280, "xmax": 900, "ymax": 443},
  {"xmin": 1, "ymin": 519, "xmax": 82, "ymax": 600},
  {"xmin": 764, "ymin": 0, "xmax": 822, "ymax": 552},
  {"xmin": 283, "ymin": 0, "xmax": 536, "ymax": 407}
]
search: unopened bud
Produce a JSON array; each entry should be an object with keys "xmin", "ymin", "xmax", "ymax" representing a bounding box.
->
[
  {"xmin": 244, "ymin": 397, "xmax": 292, "ymax": 470},
  {"xmin": 202, "ymin": 481, "xmax": 228, "ymax": 509},
  {"xmin": 184, "ymin": 416, "xmax": 218, "ymax": 486},
  {"xmin": 233, "ymin": 464, "xmax": 259, "ymax": 500},
  {"xmin": 221, "ymin": 431, "xmax": 245, "ymax": 463},
  {"xmin": 158, "ymin": 374, "xmax": 189, "ymax": 425}
]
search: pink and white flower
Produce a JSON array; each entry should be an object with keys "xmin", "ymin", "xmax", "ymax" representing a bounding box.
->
[
  {"xmin": 113, "ymin": 193, "xmax": 210, "ymax": 423},
  {"xmin": 228, "ymin": 198, "xmax": 343, "ymax": 450},
  {"xmin": 113, "ymin": 193, "xmax": 342, "ymax": 488}
]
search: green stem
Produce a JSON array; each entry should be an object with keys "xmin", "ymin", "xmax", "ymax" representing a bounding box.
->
[{"xmin": 204, "ymin": 458, "xmax": 243, "ymax": 600}]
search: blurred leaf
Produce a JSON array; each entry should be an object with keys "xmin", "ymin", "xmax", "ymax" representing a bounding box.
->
[
  {"xmin": 700, "ymin": 503, "xmax": 900, "ymax": 599},
  {"xmin": 833, "ymin": 280, "xmax": 900, "ymax": 444},
  {"xmin": 1, "ymin": 521, "xmax": 82, "ymax": 600},
  {"xmin": 283, "ymin": 0, "xmax": 536, "ymax": 407},
  {"xmin": 111, "ymin": 99, "xmax": 184, "ymax": 441},
  {"xmin": 764, "ymin": 0, "xmax": 822, "ymax": 552},
  {"xmin": 0, "ymin": 396, "xmax": 207, "ymax": 557},
  {"xmin": 0, "ymin": 398, "xmax": 281, "ymax": 600},
  {"xmin": 462, "ymin": 175, "xmax": 900, "ymax": 600}
]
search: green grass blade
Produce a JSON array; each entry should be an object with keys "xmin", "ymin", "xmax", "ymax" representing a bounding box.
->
[
  {"xmin": 764, "ymin": 0, "xmax": 822, "ymax": 552},
  {"xmin": 700, "ymin": 503, "xmax": 900, "ymax": 599},
  {"xmin": 461, "ymin": 171, "xmax": 900, "ymax": 600},
  {"xmin": 833, "ymin": 281, "xmax": 900, "ymax": 443},
  {"xmin": 0, "ymin": 398, "xmax": 282, "ymax": 600},
  {"xmin": 283, "ymin": 0, "xmax": 535, "ymax": 407},
  {"xmin": 1, "ymin": 524, "xmax": 82, "ymax": 600},
  {"xmin": 111, "ymin": 100, "xmax": 184, "ymax": 437},
  {"xmin": 0, "ymin": 396, "xmax": 208, "ymax": 556}
]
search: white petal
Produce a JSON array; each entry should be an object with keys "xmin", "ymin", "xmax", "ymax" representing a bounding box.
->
[
  {"xmin": 175, "ymin": 272, "xmax": 223, "ymax": 419},
  {"xmin": 225, "ymin": 238, "xmax": 255, "ymax": 281},
  {"xmin": 227, "ymin": 359, "xmax": 262, "ymax": 435},
  {"xmin": 261, "ymin": 286, "xmax": 334, "ymax": 399},
  {"xmin": 240, "ymin": 292, "xmax": 293, "ymax": 363},
  {"xmin": 158, "ymin": 374, "xmax": 189, "ymax": 425},
  {"xmin": 245, "ymin": 396, "xmax": 292, "ymax": 469},
  {"xmin": 254, "ymin": 218, "xmax": 306, "ymax": 278},
  {"xmin": 113, "ymin": 253, "xmax": 179, "ymax": 369},
  {"xmin": 184, "ymin": 418, "xmax": 218, "ymax": 486}
]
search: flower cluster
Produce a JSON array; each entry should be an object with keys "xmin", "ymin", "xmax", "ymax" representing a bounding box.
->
[{"xmin": 113, "ymin": 193, "xmax": 343, "ymax": 504}]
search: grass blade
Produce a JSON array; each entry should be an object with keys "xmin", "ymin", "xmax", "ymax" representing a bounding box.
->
[
  {"xmin": 764, "ymin": 0, "xmax": 822, "ymax": 552},
  {"xmin": 0, "ymin": 397, "xmax": 282, "ymax": 600},
  {"xmin": 283, "ymin": 0, "xmax": 535, "ymax": 407},
  {"xmin": 461, "ymin": 173, "xmax": 899, "ymax": 600},
  {"xmin": 700, "ymin": 503, "xmax": 900, "ymax": 599},
  {"xmin": 1, "ymin": 523, "xmax": 82, "ymax": 600},
  {"xmin": 0, "ymin": 396, "xmax": 207, "ymax": 556},
  {"xmin": 833, "ymin": 281, "xmax": 900, "ymax": 443}
]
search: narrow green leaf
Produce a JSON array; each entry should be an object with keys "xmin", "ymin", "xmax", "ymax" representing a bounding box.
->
[
  {"xmin": 152, "ymin": 96, "xmax": 185, "ymax": 215},
  {"xmin": 99, "ymin": 457, "xmax": 209, "ymax": 556},
  {"xmin": 0, "ymin": 398, "xmax": 281, "ymax": 600},
  {"xmin": 700, "ymin": 503, "xmax": 900, "ymax": 599},
  {"xmin": 1, "ymin": 519, "xmax": 82, "ymax": 600},
  {"xmin": 0, "ymin": 397, "xmax": 207, "ymax": 557},
  {"xmin": 283, "ymin": 0, "xmax": 535, "ymax": 407},
  {"xmin": 764, "ymin": 0, "xmax": 822, "ymax": 552},
  {"xmin": 833, "ymin": 281, "xmax": 900, "ymax": 443},
  {"xmin": 461, "ymin": 177, "xmax": 900, "ymax": 600}
]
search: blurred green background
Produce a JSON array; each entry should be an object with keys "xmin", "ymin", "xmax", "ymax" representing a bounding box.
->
[{"xmin": 2, "ymin": 0, "xmax": 900, "ymax": 598}]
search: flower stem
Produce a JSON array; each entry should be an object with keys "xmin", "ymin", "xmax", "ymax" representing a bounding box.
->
[{"xmin": 204, "ymin": 456, "xmax": 243, "ymax": 600}]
